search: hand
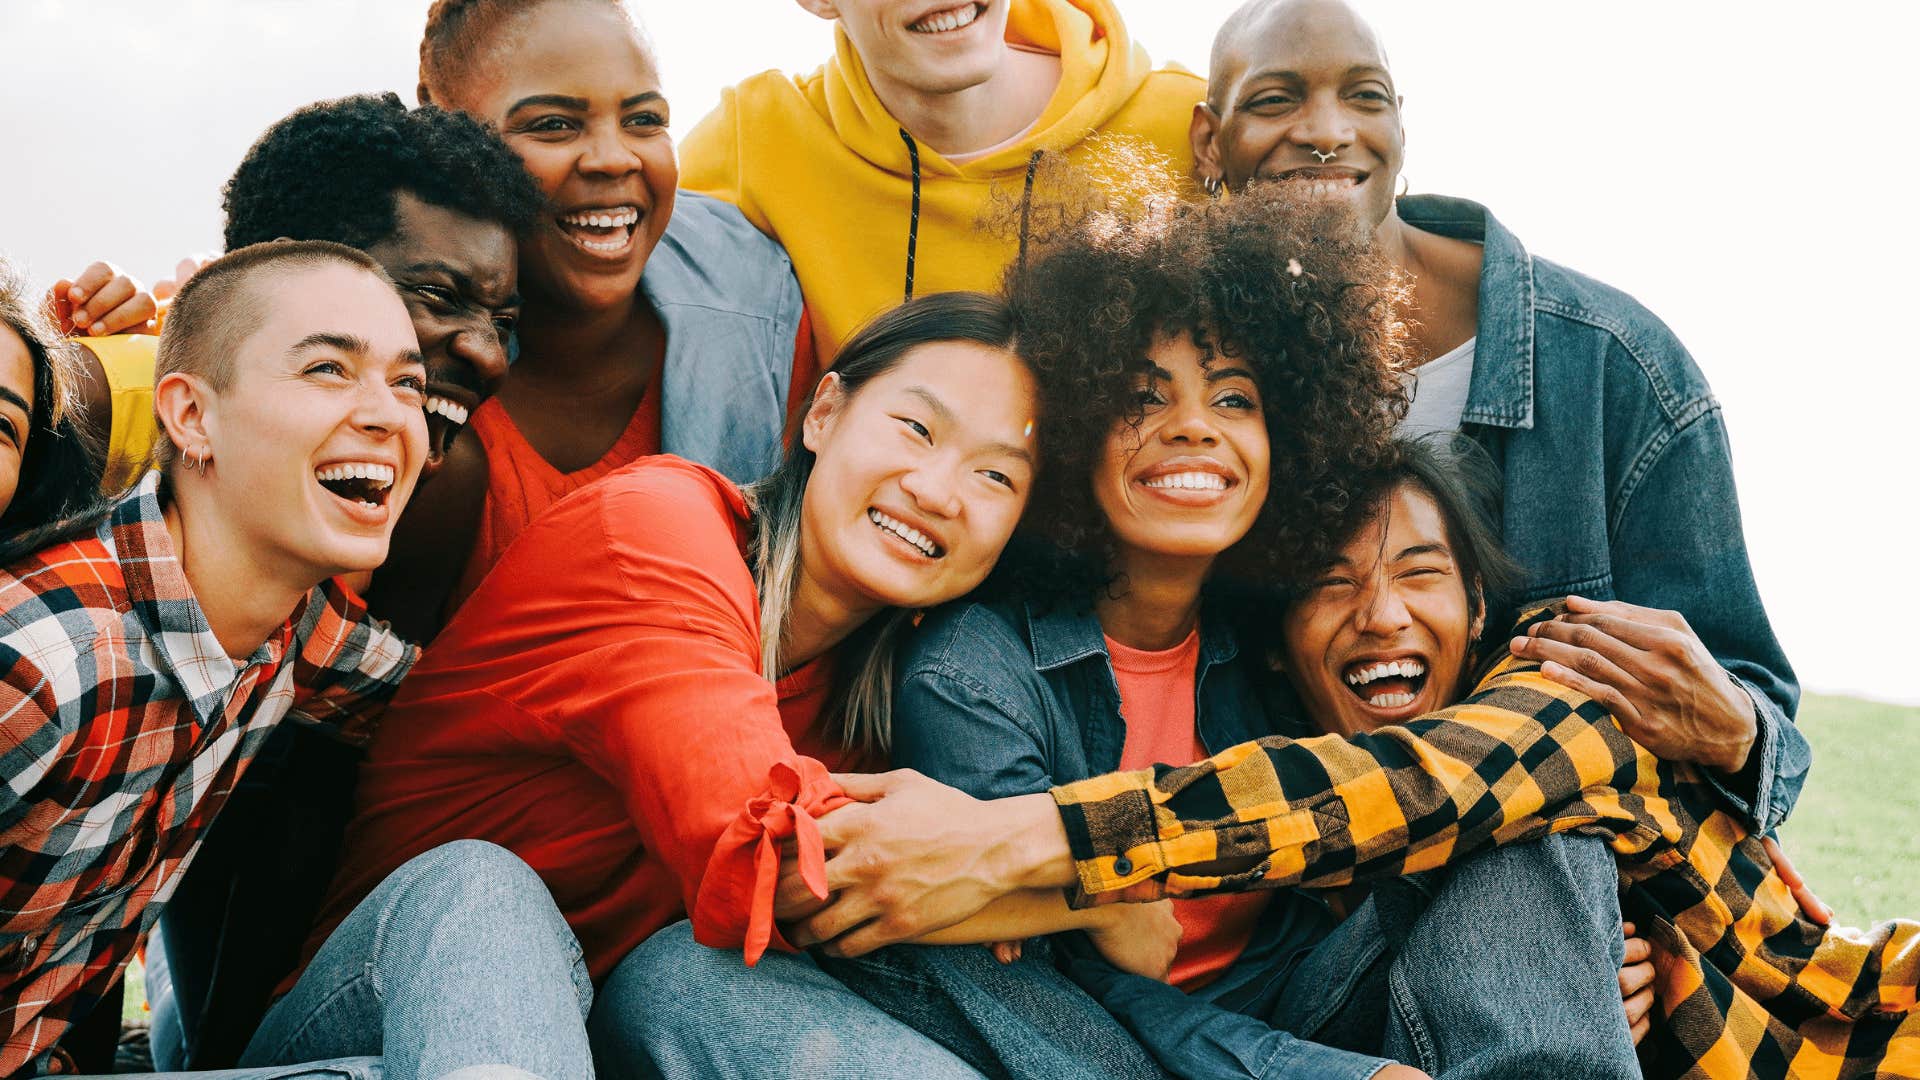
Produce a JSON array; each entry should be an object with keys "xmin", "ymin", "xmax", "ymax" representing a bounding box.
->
[
  {"xmin": 989, "ymin": 940, "xmax": 1023, "ymax": 964},
  {"xmin": 1762, "ymin": 835, "xmax": 1833, "ymax": 926},
  {"xmin": 1375, "ymin": 1067, "xmax": 1432, "ymax": 1080},
  {"xmin": 1086, "ymin": 899, "xmax": 1181, "ymax": 982},
  {"xmin": 1512, "ymin": 596, "xmax": 1757, "ymax": 773},
  {"xmin": 152, "ymin": 254, "xmax": 213, "ymax": 303},
  {"xmin": 1621, "ymin": 921, "xmax": 1656, "ymax": 1045},
  {"xmin": 783, "ymin": 771, "xmax": 1065, "ymax": 958},
  {"xmin": 47, "ymin": 262, "xmax": 157, "ymax": 336}
]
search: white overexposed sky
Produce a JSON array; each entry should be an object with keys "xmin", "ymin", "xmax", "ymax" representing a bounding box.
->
[{"xmin": 2, "ymin": 1, "xmax": 1915, "ymax": 703}]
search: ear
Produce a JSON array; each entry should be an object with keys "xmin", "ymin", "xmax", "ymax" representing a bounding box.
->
[
  {"xmin": 154, "ymin": 370, "xmax": 215, "ymax": 465},
  {"xmin": 795, "ymin": 0, "xmax": 839, "ymax": 20},
  {"xmin": 1190, "ymin": 102, "xmax": 1225, "ymax": 187},
  {"xmin": 800, "ymin": 372, "xmax": 846, "ymax": 455}
]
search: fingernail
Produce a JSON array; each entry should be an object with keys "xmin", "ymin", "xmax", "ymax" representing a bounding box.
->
[
  {"xmin": 1510, "ymin": 637, "xmax": 1528, "ymax": 652},
  {"xmin": 71, "ymin": 312, "xmax": 88, "ymax": 327}
]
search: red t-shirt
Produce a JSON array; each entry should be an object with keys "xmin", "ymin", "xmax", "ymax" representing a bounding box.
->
[
  {"xmin": 1107, "ymin": 630, "xmax": 1270, "ymax": 991},
  {"xmin": 309, "ymin": 456, "xmax": 850, "ymax": 980}
]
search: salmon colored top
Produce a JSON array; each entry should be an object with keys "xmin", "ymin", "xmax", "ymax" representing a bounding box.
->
[
  {"xmin": 309, "ymin": 456, "xmax": 851, "ymax": 980},
  {"xmin": 1107, "ymin": 630, "xmax": 1269, "ymax": 992}
]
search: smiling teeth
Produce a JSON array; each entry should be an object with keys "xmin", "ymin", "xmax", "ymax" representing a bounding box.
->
[
  {"xmin": 910, "ymin": 2, "xmax": 979, "ymax": 32},
  {"xmin": 1143, "ymin": 472, "xmax": 1228, "ymax": 491},
  {"xmin": 1346, "ymin": 659, "xmax": 1428, "ymax": 686},
  {"xmin": 869, "ymin": 508, "xmax": 939, "ymax": 557},
  {"xmin": 559, "ymin": 207, "xmax": 639, "ymax": 228},
  {"xmin": 1368, "ymin": 691, "xmax": 1416, "ymax": 708},
  {"xmin": 315, "ymin": 462, "xmax": 395, "ymax": 487},
  {"xmin": 425, "ymin": 396, "xmax": 470, "ymax": 426}
]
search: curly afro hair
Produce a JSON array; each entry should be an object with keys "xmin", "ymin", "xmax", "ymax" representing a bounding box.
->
[
  {"xmin": 222, "ymin": 92, "xmax": 543, "ymax": 253},
  {"xmin": 1002, "ymin": 187, "xmax": 1412, "ymax": 606}
]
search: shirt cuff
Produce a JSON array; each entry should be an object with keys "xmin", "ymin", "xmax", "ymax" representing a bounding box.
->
[
  {"xmin": 1050, "ymin": 768, "xmax": 1174, "ymax": 904},
  {"xmin": 690, "ymin": 757, "xmax": 848, "ymax": 964},
  {"xmin": 1701, "ymin": 675, "xmax": 1777, "ymax": 833}
]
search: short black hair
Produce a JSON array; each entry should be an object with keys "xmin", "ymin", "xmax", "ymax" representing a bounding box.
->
[{"xmin": 222, "ymin": 92, "xmax": 544, "ymax": 252}]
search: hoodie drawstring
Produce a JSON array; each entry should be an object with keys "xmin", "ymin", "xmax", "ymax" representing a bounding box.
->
[
  {"xmin": 1017, "ymin": 149, "xmax": 1043, "ymax": 274},
  {"xmin": 899, "ymin": 128, "xmax": 922, "ymax": 303}
]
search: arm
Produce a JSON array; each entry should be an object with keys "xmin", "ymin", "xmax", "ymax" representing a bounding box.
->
[
  {"xmin": 285, "ymin": 578, "xmax": 419, "ymax": 746},
  {"xmin": 364, "ymin": 424, "xmax": 489, "ymax": 643},
  {"xmin": 1517, "ymin": 407, "xmax": 1807, "ymax": 832}
]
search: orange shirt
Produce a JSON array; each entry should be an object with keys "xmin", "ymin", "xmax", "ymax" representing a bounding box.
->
[
  {"xmin": 1107, "ymin": 630, "xmax": 1269, "ymax": 991},
  {"xmin": 311, "ymin": 457, "xmax": 850, "ymax": 980}
]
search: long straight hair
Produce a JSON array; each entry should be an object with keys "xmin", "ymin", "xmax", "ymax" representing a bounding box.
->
[{"xmin": 746, "ymin": 292, "xmax": 1021, "ymax": 759}]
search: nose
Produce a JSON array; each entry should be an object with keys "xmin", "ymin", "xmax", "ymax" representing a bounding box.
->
[
  {"xmin": 1352, "ymin": 573, "xmax": 1414, "ymax": 638},
  {"xmin": 1159, "ymin": 395, "xmax": 1222, "ymax": 447},
  {"xmin": 448, "ymin": 318, "xmax": 511, "ymax": 393},
  {"xmin": 898, "ymin": 457, "xmax": 964, "ymax": 520},
  {"xmin": 577, "ymin": 119, "xmax": 644, "ymax": 178},
  {"xmin": 1289, "ymin": 90, "xmax": 1355, "ymax": 158},
  {"xmin": 351, "ymin": 373, "xmax": 421, "ymax": 439}
]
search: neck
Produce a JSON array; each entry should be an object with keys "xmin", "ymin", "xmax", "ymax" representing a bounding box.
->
[
  {"xmin": 1375, "ymin": 208, "xmax": 1481, "ymax": 361},
  {"xmin": 871, "ymin": 45, "xmax": 1055, "ymax": 157},
  {"xmin": 163, "ymin": 483, "xmax": 312, "ymax": 662},
  {"xmin": 1095, "ymin": 549, "xmax": 1211, "ymax": 651},
  {"xmin": 783, "ymin": 550, "xmax": 886, "ymax": 673},
  {"xmin": 514, "ymin": 285, "xmax": 662, "ymax": 388}
]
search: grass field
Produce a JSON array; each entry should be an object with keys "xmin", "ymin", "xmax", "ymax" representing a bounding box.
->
[{"xmin": 121, "ymin": 692, "xmax": 1920, "ymax": 1027}]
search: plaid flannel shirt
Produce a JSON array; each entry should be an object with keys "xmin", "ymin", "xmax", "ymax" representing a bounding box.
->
[
  {"xmin": 1051, "ymin": 607, "xmax": 1918, "ymax": 1079},
  {"xmin": 0, "ymin": 473, "xmax": 416, "ymax": 1075}
]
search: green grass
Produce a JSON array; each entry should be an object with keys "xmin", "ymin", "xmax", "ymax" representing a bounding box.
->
[
  {"xmin": 1777, "ymin": 692, "xmax": 1920, "ymax": 922},
  {"xmin": 118, "ymin": 694, "xmax": 1919, "ymax": 1027}
]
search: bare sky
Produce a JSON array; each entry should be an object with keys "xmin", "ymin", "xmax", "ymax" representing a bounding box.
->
[{"xmin": 2, "ymin": 0, "xmax": 1915, "ymax": 702}]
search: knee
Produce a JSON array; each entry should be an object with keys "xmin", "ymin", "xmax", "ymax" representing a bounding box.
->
[
  {"xmin": 392, "ymin": 840, "xmax": 549, "ymax": 912},
  {"xmin": 603, "ymin": 921, "xmax": 731, "ymax": 1011}
]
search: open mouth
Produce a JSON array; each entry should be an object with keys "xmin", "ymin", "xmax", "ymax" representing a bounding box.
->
[
  {"xmin": 556, "ymin": 205, "xmax": 641, "ymax": 257},
  {"xmin": 1271, "ymin": 167, "xmax": 1368, "ymax": 201},
  {"xmin": 1135, "ymin": 464, "xmax": 1236, "ymax": 506},
  {"xmin": 1343, "ymin": 657, "xmax": 1429, "ymax": 711},
  {"xmin": 422, "ymin": 386, "xmax": 477, "ymax": 469},
  {"xmin": 868, "ymin": 508, "xmax": 945, "ymax": 559},
  {"xmin": 909, "ymin": 1, "xmax": 984, "ymax": 33},
  {"xmin": 315, "ymin": 461, "xmax": 396, "ymax": 513}
]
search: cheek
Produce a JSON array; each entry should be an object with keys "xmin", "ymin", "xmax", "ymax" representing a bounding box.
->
[{"xmin": 509, "ymin": 143, "xmax": 572, "ymax": 197}]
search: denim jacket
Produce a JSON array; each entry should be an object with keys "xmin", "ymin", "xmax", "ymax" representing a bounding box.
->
[
  {"xmin": 1398, "ymin": 195, "xmax": 1808, "ymax": 833},
  {"xmin": 893, "ymin": 598, "xmax": 1392, "ymax": 1079},
  {"xmin": 644, "ymin": 191, "xmax": 805, "ymax": 484}
]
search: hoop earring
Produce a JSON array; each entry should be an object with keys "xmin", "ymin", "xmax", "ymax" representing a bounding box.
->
[
  {"xmin": 183, "ymin": 446, "xmax": 211, "ymax": 472},
  {"xmin": 1202, "ymin": 173, "xmax": 1223, "ymax": 198},
  {"xmin": 1397, "ymin": 173, "xmax": 1410, "ymax": 199}
]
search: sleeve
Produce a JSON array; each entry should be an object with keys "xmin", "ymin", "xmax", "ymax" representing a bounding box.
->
[
  {"xmin": 507, "ymin": 467, "xmax": 847, "ymax": 964},
  {"xmin": 0, "ymin": 649, "xmax": 67, "ymax": 835},
  {"xmin": 680, "ymin": 86, "xmax": 761, "ymax": 228},
  {"xmin": 1609, "ymin": 403, "xmax": 1808, "ymax": 832},
  {"xmin": 286, "ymin": 578, "xmax": 419, "ymax": 746},
  {"xmin": 892, "ymin": 621, "xmax": 1056, "ymax": 800},
  {"xmin": 1049, "ymin": 647, "xmax": 1671, "ymax": 904}
]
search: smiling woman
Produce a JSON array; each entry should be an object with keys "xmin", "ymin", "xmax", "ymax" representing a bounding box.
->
[{"xmin": 0, "ymin": 256, "xmax": 102, "ymax": 538}]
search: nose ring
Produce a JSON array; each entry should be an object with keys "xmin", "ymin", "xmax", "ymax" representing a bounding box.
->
[{"xmin": 1311, "ymin": 149, "xmax": 1338, "ymax": 164}]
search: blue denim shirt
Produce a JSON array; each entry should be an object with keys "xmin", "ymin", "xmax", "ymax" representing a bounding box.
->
[
  {"xmin": 1399, "ymin": 195, "xmax": 1809, "ymax": 833},
  {"xmin": 893, "ymin": 598, "xmax": 1391, "ymax": 1079}
]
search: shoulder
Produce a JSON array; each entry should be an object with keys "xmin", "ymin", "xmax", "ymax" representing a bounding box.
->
[
  {"xmin": 900, "ymin": 598, "xmax": 1034, "ymax": 682},
  {"xmin": 652, "ymin": 192, "xmax": 799, "ymax": 313},
  {"xmin": 553, "ymin": 456, "xmax": 750, "ymax": 578},
  {"xmin": 1529, "ymin": 255, "xmax": 1714, "ymax": 412}
]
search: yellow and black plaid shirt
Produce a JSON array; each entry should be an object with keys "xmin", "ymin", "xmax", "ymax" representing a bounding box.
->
[{"xmin": 1050, "ymin": 616, "xmax": 1919, "ymax": 1079}]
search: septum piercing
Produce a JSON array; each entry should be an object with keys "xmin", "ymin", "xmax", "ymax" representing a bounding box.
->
[{"xmin": 1311, "ymin": 149, "xmax": 1338, "ymax": 164}]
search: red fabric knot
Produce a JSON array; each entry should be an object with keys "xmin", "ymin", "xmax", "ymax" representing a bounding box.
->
[{"xmin": 692, "ymin": 757, "xmax": 849, "ymax": 965}]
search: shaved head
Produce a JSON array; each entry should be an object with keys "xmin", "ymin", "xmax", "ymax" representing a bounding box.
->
[{"xmin": 1209, "ymin": 0, "xmax": 1391, "ymax": 113}]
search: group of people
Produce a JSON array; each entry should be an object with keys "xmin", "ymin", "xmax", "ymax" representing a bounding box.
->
[{"xmin": 1, "ymin": 0, "xmax": 1914, "ymax": 1078}]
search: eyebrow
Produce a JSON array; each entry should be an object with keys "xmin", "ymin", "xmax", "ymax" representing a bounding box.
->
[
  {"xmin": 1206, "ymin": 366, "xmax": 1257, "ymax": 383},
  {"xmin": 1242, "ymin": 63, "xmax": 1391, "ymax": 86},
  {"xmin": 396, "ymin": 261, "xmax": 522, "ymax": 309},
  {"xmin": 0, "ymin": 387, "xmax": 28, "ymax": 416},
  {"xmin": 506, "ymin": 91, "xmax": 665, "ymax": 116},
  {"xmin": 1393, "ymin": 542, "xmax": 1452, "ymax": 562},
  {"xmin": 286, "ymin": 331, "xmax": 370, "ymax": 359},
  {"xmin": 621, "ymin": 92, "xmax": 665, "ymax": 109}
]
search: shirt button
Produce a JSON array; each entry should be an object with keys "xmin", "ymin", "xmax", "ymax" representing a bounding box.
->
[{"xmin": 1113, "ymin": 855, "xmax": 1134, "ymax": 876}]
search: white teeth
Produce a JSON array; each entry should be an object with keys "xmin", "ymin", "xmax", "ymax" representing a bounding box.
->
[
  {"xmin": 1367, "ymin": 692, "xmax": 1416, "ymax": 709},
  {"xmin": 1344, "ymin": 659, "xmax": 1429, "ymax": 686},
  {"xmin": 315, "ymin": 462, "xmax": 395, "ymax": 488},
  {"xmin": 1141, "ymin": 471, "xmax": 1229, "ymax": 491},
  {"xmin": 425, "ymin": 396, "xmax": 471, "ymax": 426},
  {"xmin": 559, "ymin": 207, "xmax": 639, "ymax": 228},
  {"xmin": 910, "ymin": 2, "xmax": 978, "ymax": 32},
  {"xmin": 868, "ymin": 508, "xmax": 940, "ymax": 558}
]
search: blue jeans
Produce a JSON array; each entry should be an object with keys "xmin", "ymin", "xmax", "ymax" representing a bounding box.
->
[
  {"xmin": 588, "ymin": 921, "xmax": 986, "ymax": 1079},
  {"xmin": 83, "ymin": 840, "xmax": 595, "ymax": 1080},
  {"xmin": 1069, "ymin": 833, "xmax": 1640, "ymax": 1079}
]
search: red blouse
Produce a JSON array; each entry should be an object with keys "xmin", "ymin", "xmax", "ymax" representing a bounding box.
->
[{"xmin": 308, "ymin": 456, "xmax": 850, "ymax": 979}]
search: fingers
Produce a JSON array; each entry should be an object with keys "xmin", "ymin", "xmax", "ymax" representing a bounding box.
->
[
  {"xmin": 787, "ymin": 890, "xmax": 880, "ymax": 950},
  {"xmin": 773, "ymin": 853, "xmax": 832, "ymax": 922},
  {"xmin": 1622, "ymin": 935, "xmax": 1651, "ymax": 966},
  {"xmin": 1630, "ymin": 1010, "xmax": 1652, "ymax": 1046},
  {"xmin": 1762, "ymin": 836, "xmax": 1834, "ymax": 925},
  {"xmin": 1564, "ymin": 595, "xmax": 1686, "ymax": 631},
  {"xmin": 46, "ymin": 281, "xmax": 77, "ymax": 333},
  {"xmin": 90, "ymin": 287, "xmax": 158, "ymax": 336},
  {"xmin": 991, "ymin": 941, "xmax": 1022, "ymax": 964},
  {"xmin": 828, "ymin": 769, "xmax": 918, "ymax": 802},
  {"xmin": 1546, "ymin": 612, "xmax": 1681, "ymax": 654},
  {"xmin": 1620, "ymin": 959, "xmax": 1655, "ymax": 998},
  {"xmin": 1515, "ymin": 634, "xmax": 1647, "ymax": 728},
  {"xmin": 153, "ymin": 255, "xmax": 209, "ymax": 302},
  {"xmin": 819, "ymin": 910, "xmax": 914, "ymax": 959}
]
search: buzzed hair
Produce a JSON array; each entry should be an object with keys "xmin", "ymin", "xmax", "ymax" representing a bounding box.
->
[
  {"xmin": 157, "ymin": 240, "xmax": 391, "ymax": 395},
  {"xmin": 1207, "ymin": 0, "xmax": 1390, "ymax": 112}
]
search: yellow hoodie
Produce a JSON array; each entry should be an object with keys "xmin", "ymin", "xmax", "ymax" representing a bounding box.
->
[{"xmin": 681, "ymin": 0, "xmax": 1204, "ymax": 357}]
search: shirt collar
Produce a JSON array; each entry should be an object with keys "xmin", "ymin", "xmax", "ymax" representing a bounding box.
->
[
  {"xmin": 108, "ymin": 472, "xmax": 245, "ymax": 716},
  {"xmin": 1396, "ymin": 194, "xmax": 1536, "ymax": 430}
]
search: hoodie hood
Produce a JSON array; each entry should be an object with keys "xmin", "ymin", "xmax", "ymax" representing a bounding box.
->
[{"xmin": 819, "ymin": 0, "xmax": 1160, "ymax": 178}]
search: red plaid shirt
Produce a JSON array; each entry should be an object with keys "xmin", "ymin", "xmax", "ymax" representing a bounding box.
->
[{"xmin": 0, "ymin": 474, "xmax": 416, "ymax": 1074}]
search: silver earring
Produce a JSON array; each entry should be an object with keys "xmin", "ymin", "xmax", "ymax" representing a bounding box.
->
[
  {"xmin": 1202, "ymin": 173, "xmax": 1222, "ymax": 197},
  {"xmin": 183, "ymin": 446, "xmax": 211, "ymax": 472},
  {"xmin": 1311, "ymin": 149, "xmax": 1338, "ymax": 164}
]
